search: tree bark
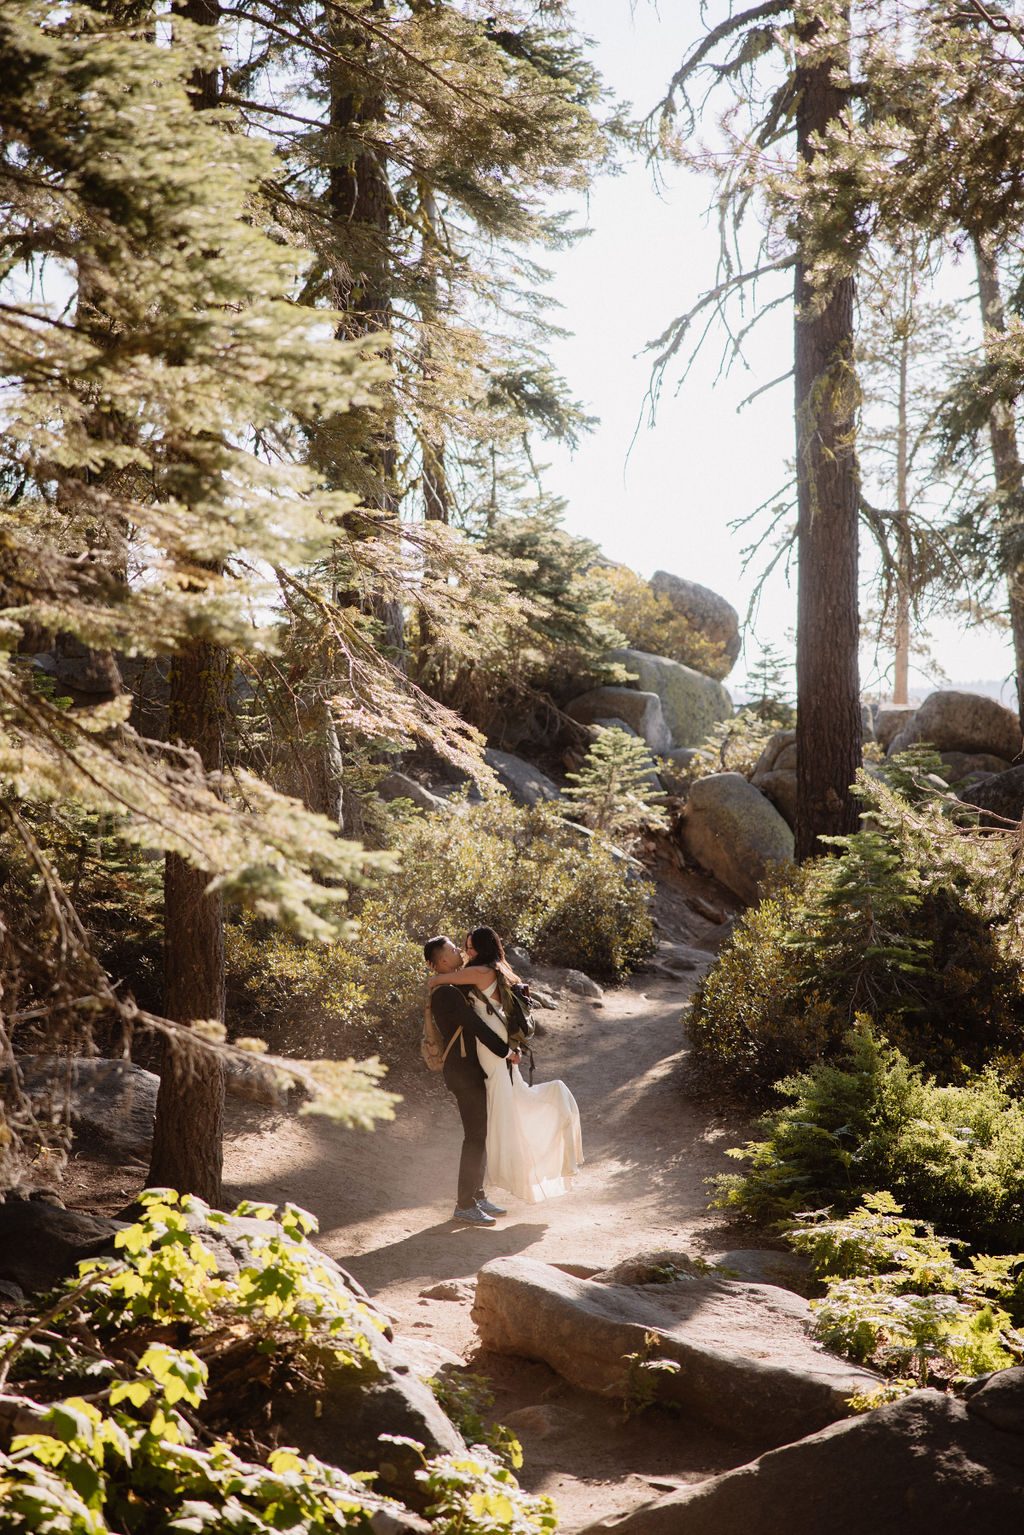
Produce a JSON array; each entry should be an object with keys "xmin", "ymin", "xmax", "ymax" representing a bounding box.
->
[
  {"xmin": 893, "ymin": 278, "xmax": 911, "ymax": 707},
  {"xmin": 149, "ymin": 0, "xmax": 227, "ymax": 1205},
  {"xmin": 794, "ymin": 8, "xmax": 863, "ymax": 861},
  {"xmin": 326, "ymin": 4, "xmax": 405, "ymax": 657},
  {"xmin": 974, "ymin": 236, "xmax": 1024, "ymax": 723}
]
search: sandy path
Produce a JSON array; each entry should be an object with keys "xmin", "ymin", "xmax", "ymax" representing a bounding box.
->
[{"xmin": 221, "ymin": 948, "xmax": 759, "ymax": 1529}]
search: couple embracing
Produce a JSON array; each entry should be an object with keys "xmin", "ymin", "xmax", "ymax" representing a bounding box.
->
[{"xmin": 423, "ymin": 926, "xmax": 583, "ymax": 1227}]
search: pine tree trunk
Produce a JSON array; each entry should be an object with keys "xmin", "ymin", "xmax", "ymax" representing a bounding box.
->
[
  {"xmin": 327, "ymin": 5, "xmax": 405, "ymax": 658},
  {"xmin": 892, "ymin": 267, "xmax": 911, "ymax": 707},
  {"xmin": 150, "ymin": 2, "xmax": 227, "ymax": 1205},
  {"xmin": 793, "ymin": 8, "xmax": 862, "ymax": 861},
  {"xmin": 974, "ymin": 237, "xmax": 1024, "ymax": 722}
]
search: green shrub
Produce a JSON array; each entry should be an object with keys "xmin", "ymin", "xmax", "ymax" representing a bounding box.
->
[
  {"xmin": 786, "ymin": 1194, "xmax": 1024, "ymax": 1388},
  {"xmin": 688, "ymin": 768, "xmax": 1024, "ymax": 1096},
  {"xmin": 227, "ymin": 792, "xmax": 655, "ymax": 1065},
  {"xmin": 714, "ymin": 1021, "xmax": 1024, "ymax": 1253},
  {"xmin": 0, "ymin": 1190, "xmax": 550, "ymax": 1535}
]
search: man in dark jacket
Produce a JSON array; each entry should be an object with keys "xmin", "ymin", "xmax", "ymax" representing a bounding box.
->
[{"xmin": 424, "ymin": 935, "xmax": 515, "ymax": 1226}]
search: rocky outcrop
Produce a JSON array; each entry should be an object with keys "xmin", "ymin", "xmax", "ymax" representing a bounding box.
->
[
  {"xmin": 749, "ymin": 731, "xmax": 799, "ymax": 829},
  {"xmin": 606, "ymin": 649, "xmax": 732, "ymax": 748},
  {"xmin": 938, "ymin": 750, "xmax": 1011, "ymax": 783},
  {"xmin": 959, "ymin": 763, "xmax": 1024, "ymax": 823},
  {"xmin": 376, "ymin": 772, "xmax": 449, "ymax": 815},
  {"xmin": 874, "ymin": 704, "xmax": 916, "ymax": 750},
  {"xmin": 482, "ymin": 749, "xmax": 559, "ymax": 805},
  {"xmin": 649, "ymin": 572, "xmax": 741, "ymax": 673},
  {"xmin": 578, "ymin": 1369, "xmax": 1024, "ymax": 1535},
  {"xmin": 888, "ymin": 690, "xmax": 1021, "ymax": 761},
  {"xmin": 681, "ymin": 773, "xmax": 794, "ymax": 903},
  {"xmin": 472, "ymin": 1254, "xmax": 878, "ymax": 1447},
  {"xmin": 0, "ymin": 1199, "xmax": 128, "ymax": 1295},
  {"xmin": 565, "ymin": 688, "xmax": 672, "ymax": 755},
  {"xmin": 18, "ymin": 1053, "xmax": 299, "ymax": 1152},
  {"xmin": 18, "ymin": 1057, "xmax": 160, "ymax": 1158}
]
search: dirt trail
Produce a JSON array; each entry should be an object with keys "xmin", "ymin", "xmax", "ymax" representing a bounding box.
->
[{"xmin": 220, "ymin": 897, "xmax": 763, "ymax": 1530}]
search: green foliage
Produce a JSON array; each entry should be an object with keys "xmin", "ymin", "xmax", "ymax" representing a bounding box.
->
[
  {"xmin": 428, "ymin": 514, "xmax": 625, "ymax": 738},
  {"xmin": 228, "ymin": 793, "xmax": 655, "ymax": 1064},
  {"xmin": 714, "ymin": 1022, "xmax": 1024, "ymax": 1254},
  {"xmin": 374, "ymin": 795, "xmax": 655, "ymax": 978},
  {"xmin": 420, "ymin": 1450, "xmax": 557, "ymax": 1535},
  {"xmin": 428, "ymin": 1371, "xmax": 522, "ymax": 1470},
  {"xmin": 787, "ymin": 1194, "xmax": 1024, "ymax": 1389},
  {"xmin": 560, "ymin": 727, "xmax": 669, "ymax": 849},
  {"xmin": 688, "ymin": 767, "xmax": 1024, "ymax": 1094},
  {"xmin": 0, "ymin": 1190, "xmax": 393, "ymax": 1533},
  {"xmin": 0, "ymin": 1190, "xmax": 550, "ymax": 1535},
  {"xmin": 687, "ymin": 709, "xmax": 789, "ymax": 783},
  {"xmin": 619, "ymin": 1331, "xmax": 682, "ymax": 1418},
  {"xmin": 593, "ymin": 566, "xmax": 729, "ymax": 679}
]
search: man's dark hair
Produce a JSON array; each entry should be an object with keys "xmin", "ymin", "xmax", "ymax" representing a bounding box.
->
[{"xmin": 423, "ymin": 935, "xmax": 451, "ymax": 965}]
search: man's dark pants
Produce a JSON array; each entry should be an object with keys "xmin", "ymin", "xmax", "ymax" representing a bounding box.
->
[{"xmin": 443, "ymin": 1058, "xmax": 487, "ymax": 1210}]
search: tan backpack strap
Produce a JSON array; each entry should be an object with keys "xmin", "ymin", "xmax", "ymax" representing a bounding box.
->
[{"xmin": 441, "ymin": 1024, "xmax": 464, "ymax": 1064}]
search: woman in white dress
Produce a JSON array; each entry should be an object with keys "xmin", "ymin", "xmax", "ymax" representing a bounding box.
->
[{"xmin": 426, "ymin": 925, "xmax": 583, "ymax": 1203}]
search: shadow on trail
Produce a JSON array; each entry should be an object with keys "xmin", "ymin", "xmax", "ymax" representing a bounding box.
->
[{"xmin": 328, "ymin": 1220, "xmax": 549, "ymax": 1294}]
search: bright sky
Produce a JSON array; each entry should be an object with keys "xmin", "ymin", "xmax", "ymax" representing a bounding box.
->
[{"xmin": 540, "ymin": 0, "xmax": 1017, "ymax": 704}]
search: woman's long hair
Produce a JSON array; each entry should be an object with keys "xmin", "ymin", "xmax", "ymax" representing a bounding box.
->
[{"xmin": 468, "ymin": 925, "xmax": 518, "ymax": 982}]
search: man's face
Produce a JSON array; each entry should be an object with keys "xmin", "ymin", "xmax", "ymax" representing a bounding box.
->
[{"xmin": 430, "ymin": 939, "xmax": 462, "ymax": 975}]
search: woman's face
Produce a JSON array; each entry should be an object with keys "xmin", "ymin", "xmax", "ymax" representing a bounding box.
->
[{"xmin": 464, "ymin": 934, "xmax": 477, "ymax": 962}]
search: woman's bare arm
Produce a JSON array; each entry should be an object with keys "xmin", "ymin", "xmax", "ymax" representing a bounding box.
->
[{"xmin": 427, "ymin": 964, "xmax": 495, "ymax": 992}]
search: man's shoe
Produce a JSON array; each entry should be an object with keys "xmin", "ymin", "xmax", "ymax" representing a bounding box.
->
[
  {"xmin": 453, "ymin": 1205, "xmax": 496, "ymax": 1226},
  {"xmin": 476, "ymin": 1197, "xmax": 506, "ymax": 1216}
]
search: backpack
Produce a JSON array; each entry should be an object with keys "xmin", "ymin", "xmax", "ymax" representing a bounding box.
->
[
  {"xmin": 421, "ymin": 997, "xmax": 466, "ymax": 1072},
  {"xmin": 495, "ymin": 976, "xmax": 537, "ymax": 1047}
]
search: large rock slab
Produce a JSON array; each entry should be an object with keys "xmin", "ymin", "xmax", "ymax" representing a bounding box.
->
[
  {"xmin": 938, "ymin": 750, "xmax": 1011, "ymax": 782},
  {"xmin": 472, "ymin": 1255, "xmax": 877, "ymax": 1447},
  {"xmin": 889, "ymin": 689, "xmax": 1021, "ymax": 761},
  {"xmin": 579, "ymin": 1370, "xmax": 1024, "ymax": 1535},
  {"xmin": 607, "ymin": 649, "xmax": 733, "ymax": 748},
  {"xmin": 19, "ymin": 1057, "xmax": 159, "ymax": 1157},
  {"xmin": 19, "ymin": 1052, "xmax": 298, "ymax": 1149},
  {"xmin": 649, "ymin": 571, "xmax": 741, "ymax": 673},
  {"xmin": 874, "ymin": 704, "xmax": 916, "ymax": 750},
  {"xmin": 0, "ymin": 1200, "xmax": 128, "ymax": 1294},
  {"xmin": 565, "ymin": 688, "xmax": 672, "ymax": 755},
  {"xmin": 681, "ymin": 773, "xmax": 794, "ymax": 903},
  {"xmin": 483, "ymin": 748, "xmax": 559, "ymax": 805},
  {"xmin": 959, "ymin": 762, "xmax": 1024, "ymax": 823}
]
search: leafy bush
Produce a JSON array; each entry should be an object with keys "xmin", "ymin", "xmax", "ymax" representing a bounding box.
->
[
  {"xmin": 787, "ymin": 1194, "xmax": 1024, "ymax": 1390},
  {"xmin": 593, "ymin": 564, "xmax": 729, "ymax": 679},
  {"xmin": 714, "ymin": 1021, "xmax": 1024, "ymax": 1252},
  {"xmin": 688, "ymin": 768, "xmax": 1024, "ymax": 1095},
  {"xmin": 0, "ymin": 1190, "xmax": 553, "ymax": 1535},
  {"xmin": 367, "ymin": 795, "xmax": 655, "ymax": 979},
  {"xmin": 228, "ymin": 793, "xmax": 655, "ymax": 1064}
]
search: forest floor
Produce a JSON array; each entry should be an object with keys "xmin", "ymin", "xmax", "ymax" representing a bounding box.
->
[{"xmin": 64, "ymin": 875, "xmax": 775, "ymax": 1532}]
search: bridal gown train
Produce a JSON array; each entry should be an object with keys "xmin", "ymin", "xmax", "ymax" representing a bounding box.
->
[{"xmin": 469, "ymin": 984, "xmax": 583, "ymax": 1203}]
